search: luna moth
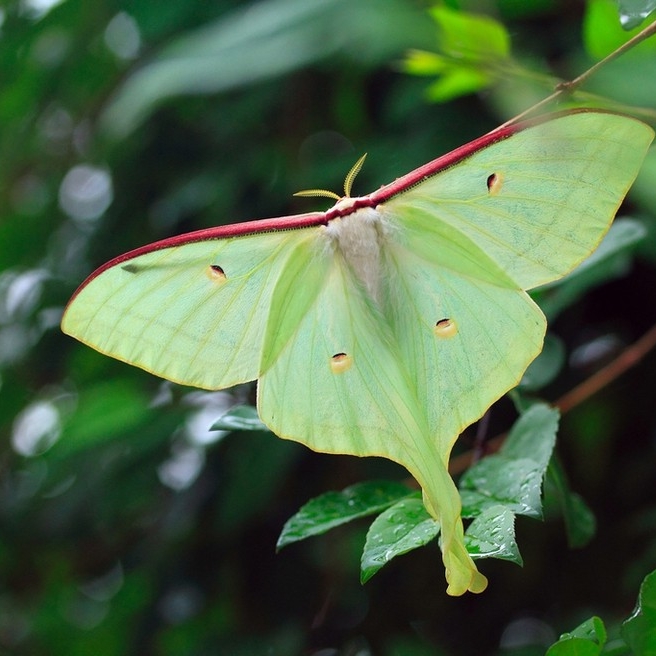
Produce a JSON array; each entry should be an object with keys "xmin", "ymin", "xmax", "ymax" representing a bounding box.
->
[{"xmin": 61, "ymin": 111, "xmax": 653, "ymax": 596}]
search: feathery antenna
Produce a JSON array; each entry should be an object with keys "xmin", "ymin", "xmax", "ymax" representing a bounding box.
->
[{"xmin": 293, "ymin": 153, "xmax": 367, "ymax": 201}]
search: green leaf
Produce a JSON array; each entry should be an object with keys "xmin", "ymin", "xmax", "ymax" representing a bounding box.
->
[
  {"xmin": 546, "ymin": 616, "xmax": 607, "ymax": 655},
  {"xmin": 460, "ymin": 404, "xmax": 559, "ymax": 519},
  {"xmin": 277, "ymin": 481, "xmax": 413, "ymax": 549},
  {"xmin": 546, "ymin": 459, "xmax": 597, "ymax": 548},
  {"xmin": 210, "ymin": 405, "xmax": 270, "ymax": 432},
  {"xmin": 621, "ymin": 569, "xmax": 656, "ymax": 655},
  {"xmin": 464, "ymin": 505, "xmax": 522, "ymax": 565},
  {"xmin": 360, "ymin": 497, "xmax": 439, "ymax": 583},
  {"xmin": 429, "ymin": 5, "xmax": 511, "ymax": 62},
  {"xmin": 560, "ymin": 493, "xmax": 596, "ymax": 549},
  {"xmin": 401, "ymin": 5, "xmax": 511, "ymax": 101},
  {"xmin": 501, "ymin": 404, "xmax": 559, "ymax": 469},
  {"xmin": 533, "ymin": 218, "xmax": 647, "ymax": 319},
  {"xmin": 461, "ymin": 457, "xmax": 548, "ymax": 518},
  {"xmin": 402, "ymin": 49, "xmax": 448, "ymax": 77},
  {"xmin": 403, "ymin": 48, "xmax": 493, "ymax": 101},
  {"xmin": 425, "ymin": 66, "xmax": 493, "ymax": 103}
]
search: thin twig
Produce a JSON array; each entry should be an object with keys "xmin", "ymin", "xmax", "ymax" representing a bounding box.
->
[
  {"xmin": 470, "ymin": 408, "xmax": 491, "ymax": 465},
  {"xmin": 554, "ymin": 321, "xmax": 656, "ymax": 414},
  {"xmin": 499, "ymin": 18, "xmax": 656, "ymax": 128},
  {"xmin": 559, "ymin": 18, "xmax": 656, "ymax": 92}
]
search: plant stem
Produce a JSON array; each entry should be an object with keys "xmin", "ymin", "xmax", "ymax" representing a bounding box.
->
[
  {"xmin": 560, "ymin": 18, "xmax": 656, "ymax": 92},
  {"xmin": 499, "ymin": 18, "xmax": 656, "ymax": 127}
]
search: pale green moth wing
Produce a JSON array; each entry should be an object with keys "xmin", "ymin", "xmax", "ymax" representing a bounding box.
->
[
  {"xmin": 62, "ymin": 223, "xmax": 318, "ymax": 389},
  {"xmin": 377, "ymin": 112, "xmax": 653, "ymax": 289},
  {"xmin": 61, "ymin": 111, "xmax": 654, "ymax": 596},
  {"xmin": 258, "ymin": 226, "xmax": 491, "ymax": 594},
  {"xmin": 379, "ymin": 220, "xmax": 546, "ymax": 456}
]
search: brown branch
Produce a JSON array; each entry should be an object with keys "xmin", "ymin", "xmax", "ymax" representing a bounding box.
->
[
  {"xmin": 449, "ymin": 320, "xmax": 656, "ymax": 475},
  {"xmin": 554, "ymin": 321, "xmax": 656, "ymax": 414}
]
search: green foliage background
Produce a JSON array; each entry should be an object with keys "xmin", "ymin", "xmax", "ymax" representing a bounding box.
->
[{"xmin": 1, "ymin": 0, "xmax": 656, "ymax": 653}]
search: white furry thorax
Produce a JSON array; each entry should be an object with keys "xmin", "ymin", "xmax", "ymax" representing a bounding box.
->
[{"xmin": 324, "ymin": 205, "xmax": 386, "ymax": 303}]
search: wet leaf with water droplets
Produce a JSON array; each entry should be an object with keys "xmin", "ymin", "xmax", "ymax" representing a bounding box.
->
[
  {"xmin": 501, "ymin": 404, "xmax": 559, "ymax": 471},
  {"xmin": 462, "ymin": 457, "xmax": 545, "ymax": 518},
  {"xmin": 464, "ymin": 505, "xmax": 521, "ymax": 565},
  {"xmin": 460, "ymin": 404, "xmax": 559, "ymax": 519},
  {"xmin": 277, "ymin": 481, "xmax": 413, "ymax": 549},
  {"xmin": 546, "ymin": 616, "xmax": 607, "ymax": 655},
  {"xmin": 621, "ymin": 569, "xmax": 656, "ymax": 654},
  {"xmin": 361, "ymin": 496, "xmax": 439, "ymax": 583}
]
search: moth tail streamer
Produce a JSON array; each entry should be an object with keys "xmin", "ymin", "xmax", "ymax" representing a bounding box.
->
[{"xmin": 414, "ymin": 449, "xmax": 488, "ymax": 595}]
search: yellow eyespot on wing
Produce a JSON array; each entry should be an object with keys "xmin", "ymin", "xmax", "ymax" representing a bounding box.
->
[
  {"xmin": 434, "ymin": 318, "xmax": 458, "ymax": 338},
  {"xmin": 330, "ymin": 352, "xmax": 353, "ymax": 373},
  {"xmin": 486, "ymin": 172, "xmax": 504, "ymax": 195},
  {"xmin": 206, "ymin": 264, "xmax": 227, "ymax": 282}
]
